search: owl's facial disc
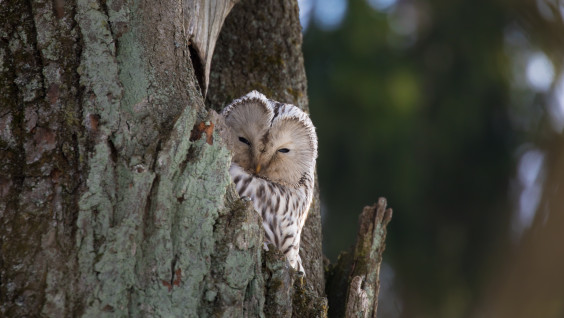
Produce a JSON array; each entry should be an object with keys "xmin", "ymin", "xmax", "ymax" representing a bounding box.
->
[
  {"xmin": 249, "ymin": 137, "xmax": 299, "ymax": 185},
  {"xmin": 222, "ymin": 93, "xmax": 316, "ymax": 188}
]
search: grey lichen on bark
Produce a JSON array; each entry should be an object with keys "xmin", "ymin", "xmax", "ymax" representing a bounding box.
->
[
  {"xmin": 1, "ymin": 0, "xmax": 242, "ymax": 316},
  {"xmin": 73, "ymin": 0, "xmax": 252, "ymax": 315},
  {"xmin": 200, "ymin": 188, "xmax": 266, "ymax": 317}
]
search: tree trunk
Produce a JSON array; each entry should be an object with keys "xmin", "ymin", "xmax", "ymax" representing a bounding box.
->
[{"xmin": 0, "ymin": 0, "xmax": 390, "ymax": 317}]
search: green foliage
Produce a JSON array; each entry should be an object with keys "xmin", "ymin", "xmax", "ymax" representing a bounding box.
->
[{"xmin": 302, "ymin": 0, "xmax": 561, "ymax": 316}]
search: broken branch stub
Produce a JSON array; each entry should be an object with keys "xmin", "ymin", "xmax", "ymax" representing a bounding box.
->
[
  {"xmin": 346, "ymin": 198, "xmax": 392, "ymax": 318},
  {"xmin": 327, "ymin": 198, "xmax": 392, "ymax": 318}
]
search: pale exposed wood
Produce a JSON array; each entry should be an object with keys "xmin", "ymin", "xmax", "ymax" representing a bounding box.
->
[{"xmin": 184, "ymin": 0, "xmax": 238, "ymax": 94}]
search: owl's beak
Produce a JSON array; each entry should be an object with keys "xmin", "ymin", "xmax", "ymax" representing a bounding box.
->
[{"xmin": 255, "ymin": 164, "xmax": 261, "ymax": 174}]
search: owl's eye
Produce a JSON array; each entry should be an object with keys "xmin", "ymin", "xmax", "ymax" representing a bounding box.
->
[
  {"xmin": 239, "ymin": 137, "xmax": 251, "ymax": 146},
  {"xmin": 278, "ymin": 148, "xmax": 290, "ymax": 153}
]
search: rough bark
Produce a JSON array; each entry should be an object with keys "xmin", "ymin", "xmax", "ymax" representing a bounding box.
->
[
  {"xmin": 1, "ymin": 1, "xmax": 84, "ymax": 315},
  {"xmin": 0, "ymin": 0, "xmax": 236, "ymax": 315},
  {"xmin": 0, "ymin": 0, "xmax": 389, "ymax": 317}
]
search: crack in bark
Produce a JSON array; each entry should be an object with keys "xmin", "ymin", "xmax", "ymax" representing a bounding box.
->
[
  {"xmin": 142, "ymin": 174, "xmax": 160, "ymax": 239},
  {"xmin": 188, "ymin": 43, "xmax": 205, "ymax": 95}
]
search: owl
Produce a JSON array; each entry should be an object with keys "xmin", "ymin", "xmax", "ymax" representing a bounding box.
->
[{"xmin": 219, "ymin": 91, "xmax": 317, "ymax": 274}]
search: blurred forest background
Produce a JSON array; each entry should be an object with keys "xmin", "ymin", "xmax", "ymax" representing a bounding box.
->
[{"xmin": 298, "ymin": 0, "xmax": 564, "ymax": 317}]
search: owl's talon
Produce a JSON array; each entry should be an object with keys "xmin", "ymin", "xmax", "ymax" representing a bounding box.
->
[
  {"xmin": 241, "ymin": 196, "xmax": 252, "ymax": 202},
  {"xmin": 263, "ymin": 242, "xmax": 269, "ymax": 251}
]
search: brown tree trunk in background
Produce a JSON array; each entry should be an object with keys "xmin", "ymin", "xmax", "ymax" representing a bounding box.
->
[
  {"xmin": 0, "ymin": 0, "xmax": 390, "ymax": 317},
  {"xmin": 479, "ymin": 135, "xmax": 564, "ymax": 318}
]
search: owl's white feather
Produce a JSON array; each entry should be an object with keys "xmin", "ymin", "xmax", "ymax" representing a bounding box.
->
[{"xmin": 220, "ymin": 91, "xmax": 317, "ymax": 273}]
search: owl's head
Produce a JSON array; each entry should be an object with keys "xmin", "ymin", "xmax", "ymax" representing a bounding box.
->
[{"xmin": 221, "ymin": 91, "xmax": 317, "ymax": 187}]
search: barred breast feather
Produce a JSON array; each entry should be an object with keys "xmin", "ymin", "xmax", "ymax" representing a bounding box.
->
[{"xmin": 229, "ymin": 164, "xmax": 314, "ymax": 272}]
